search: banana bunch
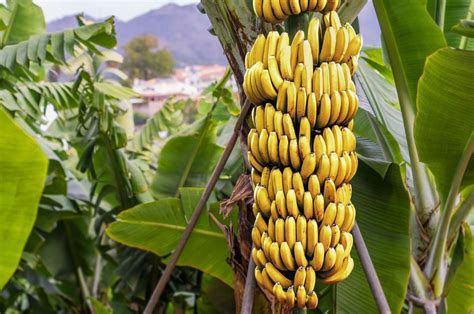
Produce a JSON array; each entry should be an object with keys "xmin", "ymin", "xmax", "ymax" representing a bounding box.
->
[
  {"xmin": 253, "ymin": 0, "xmax": 340, "ymax": 24},
  {"xmin": 246, "ymin": 9, "xmax": 362, "ymax": 310}
]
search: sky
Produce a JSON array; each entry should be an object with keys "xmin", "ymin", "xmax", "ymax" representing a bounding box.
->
[{"xmin": 8, "ymin": 0, "xmax": 198, "ymax": 22}]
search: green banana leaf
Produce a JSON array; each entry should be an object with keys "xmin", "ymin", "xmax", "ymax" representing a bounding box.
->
[
  {"xmin": 446, "ymin": 225, "xmax": 474, "ymax": 313},
  {"xmin": 106, "ymin": 187, "xmax": 234, "ymax": 286},
  {"xmin": 0, "ymin": 0, "xmax": 45, "ymax": 47},
  {"xmin": 372, "ymin": 0, "xmax": 447, "ymax": 111},
  {"xmin": 337, "ymin": 161, "xmax": 411, "ymax": 313},
  {"xmin": 196, "ymin": 274, "xmax": 236, "ymax": 314},
  {"xmin": 0, "ymin": 107, "xmax": 48, "ymax": 289},
  {"xmin": 414, "ymin": 48, "xmax": 474, "ymax": 202},
  {"xmin": 150, "ymin": 117, "xmax": 224, "ymax": 198}
]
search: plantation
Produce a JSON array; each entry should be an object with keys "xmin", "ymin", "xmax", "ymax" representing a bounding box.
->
[{"xmin": 0, "ymin": 0, "xmax": 473, "ymax": 313}]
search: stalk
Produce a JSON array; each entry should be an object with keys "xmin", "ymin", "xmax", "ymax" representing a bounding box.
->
[
  {"xmin": 459, "ymin": 1, "xmax": 474, "ymax": 49},
  {"xmin": 447, "ymin": 191, "xmax": 474, "ymax": 243},
  {"xmin": 435, "ymin": 0, "xmax": 447, "ymax": 30}
]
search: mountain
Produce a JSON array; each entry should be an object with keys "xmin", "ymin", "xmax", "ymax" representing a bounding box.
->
[{"xmin": 47, "ymin": 3, "xmax": 381, "ymax": 66}]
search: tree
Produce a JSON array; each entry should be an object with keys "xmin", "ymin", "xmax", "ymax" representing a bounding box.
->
[{"xmin": 121, "ymin": 34, "xmax": 176, "ymax": 80}]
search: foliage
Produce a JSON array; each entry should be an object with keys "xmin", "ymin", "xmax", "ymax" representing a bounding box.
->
[{"xmin": 121, "ymin": 35, "xmax": 175, "ymax": 80}]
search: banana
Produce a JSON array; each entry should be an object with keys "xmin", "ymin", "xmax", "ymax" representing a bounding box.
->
[
  {"xmin": 330, "ymin": 225, "xmax": 341, "ymax": 247},
  {"xmin": 282, "ymin": 113, "xmax": 296, "ymax": 140},
  {"xmin": 268, "ymin": 56, "xmax": 284, "ymax": 89},
  {"xmin": 275, "ymin": 190, "xmax": 288, "ymax": 218},
  {"xmin": 349, "ymin": 55, "xmax": 359, "ymax": 74},
  {"xmin": 255, "ymin": 212, "xmax": 268, "ymax": 233},
  {"xmin": 261, "ymin": 232, "xmax": 271, "ymax": 255},
  {"xmin": 264, "ymin": 31, "xmax": 279, "ymax": 67},
  {"xmin": 251, "ymin": 168, "xmax": 261, "ymax": 186},
  {"xmin": 328, "ymin": 62, "xmax": 339, "ymax": 95},
  {"xmin": 252, "ymin": 247, "xmax": 262, "ymax": 267},
  {"xmin": 300, "ymin": 0, "xmax": 309, "ymax": 11},
  {"xmin": 294, "ymin": 266, "xmax": 306, "ymax": 287},
  {"xmin": 324, "ymin": 0, "xmax": 340, "ymax": 12},
  {"xmin": 291, "ymin": 31, "xmax": 304, "ymax": 72},
  {"xmin": 307, "ymin": 92, "xmax": 318, "ymax": 127},
  {"xmin": 286, "ymin": 81, "xmax": 297, "ymax": 119},
  {"xmin": 275, "ymin": 218, "xmax": 285, "ymax": 245},
  {"xmin": 276, "ymin": 80, "xmax": 289, "ymax": 112},
  {"xmin": 320, "ymin": 26, "xmax": 336, "ymax": 62},
  {"xmin": 306, "ymin": 291, "xmax": 319, "ymax": 309},
  {"xmin": 337, "ymin": 63, "xmax": 347, "ymax": 90},
  {"xmin": 313, "ymin": 134, "xmax": 327, "ymax": 165},
  {"xmin": 322, "ymin": 202, "xmax": 337, "ymax": 225},
  {"xmin": 314, "ymin": 193, "xmax": 325, "ymax": 222},
  {"xmin": 323, "ymin": 127, "xmax": 336, "ymax": 153},
  {"xmin": 348, "ymin": 152, "xmax": 358, "ymax": 181},
  {"xmin": 294, "ymin": 241, "xmax": 308, "ymax": 267},
  {"xmin": 308, "ymin": 18, "xmax": 320, "ymax": 65},
  {"xmin": 253, "ymin": 0, "xmax": 264, "ymax": 25},
  {"xmin": 299, "ymin": 117, "xmax": 311, "ymax": 140},
  {"xmin": 289, "ymin": 139, "xmax": 301, "ymax": 170},
  {"xmin": 272, "ymin": 168, "xmax": 283, "ymax": 193},
  {"xmin": 341, "ymin": 231, "xmax": 353, "ymax": 256},
  {"xmin": 296, "ymin": 286, "xmax": 307, "ymax": 309},
  {"xmin": 270, "ymin": 0, "xmax": 287, "ymax": 20},
  {"xmin": 343, "ymin": 35, "xmax": 363, "ymax": 63},
  {"xmin": 334, "ymin": 155, "xmax": 347, "ymax": 186},
  {"xmin": 296, "ymin": 215, "xmax": 307, "ymax": 251},
  {"xmin": 253, "ymin": 63, "xmax": 267, "ymax": 102},
  {"xmin": 258, "ymin": 129, "xmax": 270, "ymax": 164},
  {"xmin": 285, "ymin": 216, "xmax": 296, "ymax": 249},
  {"xmin": 270, "ymin": 200, "xmax": 279, "ymax": 220},
  {"xmin": 294, "ymin": 63, "xmax": 304, "ymax": 90},
  {"xmin": 343, "ymin": 203, "xmax": 356, "ymax": 232},
  {"xmin": 281, "ymin": 241, "xmax": 297, "ymax": 270},
  {"xmin": 304, "ymin": 266, "xmax": 316, "ymax": 292},
  {"xmin": 298, "ymin": 135, "xmax": 311, "ymax": 160},
  {"xmin": 319, "ymin": 224, "xmax": 332, "ymax": 251},
  {"xmin": 276, "ymin": 32, "xmax": 290, "ymax": 62},
  {"xmin": 256, "ymin": 248, "xmax": 268, "ymax": 266},
  {"xmin": 331, "ymin": 125, "xmax": 343, "ymax": 156},
  {"xmin": 342, "ymin": 127, "xmax": 356, "ymax": 152},
  {"xmin": 261, "ymin": 167, "xmax": 271, "ymax": 187},
  {"xmin": 274, "ymin": 110, "xmax": 284, "ymax": 139},
  {"xmin": 255, "ymin": 267, "xmax": 274, "ymax": 292},
  {"xmin": 280, "ymin": 46, "xmax": 294, "ymax": 81},
  {"xmin": 248, "ymin": 151, "xmax": 264, "ymax": 173},
  {"xmin": 254, "ymin": 105, "xmax": 265, "ymax": 132},
  {"xmin": 329, "ymin": 91, "xmax": 341, "ymax": 125},
  {"xmin": 253, "ymin": 34, "xmax": 267, "ymax": 65},
  {"xmin": 273, "ymin": 282, "xmax": 287, "ymax": 304},
  {"xmin": 308, "ymin": 0, "xmax": 318, "ymax": 10},
  {"xmin": 306, "ymin": 219, "xmax": 318, "ymax": 256},
  {"xmin": 286, "ymin": 286, "xmax": 296, "ymax": 308},
  {"xmin": 319, "ymin": 244, "xmax": 345, "ymax": 277},
  {"xmin": 315, "ymin": 0, "xmax": 327, "ymax": 11},
  {"xmin": 265, "ymin": 103, "xmax": 276, "ymax": 132},
  {"xmin": 316, "ymin": 154, "xmax": 330, "ymax": 183},
  {"xmin": 252, "ymin": 227, "xmax": 262, "ymax": 249},
  {"xmin": 261, "ymin": 69, "xmax": 278, "ymax": 99},
  {"xmin": 252, "ymin": 203, "xmax": 259, "ymax": 216},
  {"xmin": 320, "ymin": 257, "xmax": 354, "ymax": 284},
  {"xmin": 316, "ymin": 93, "xmax": 331, "ymax": 128},
  {"xmin": 287, "ymin": 189, "xmax": 299, "ymax": 218},
  {"xmin": 323, "ymin": 178, "xmax": 337, "ymax": 205},
  {"xmin": 268, "ymin": 217, "xmax": 276, "ymax": 240},
  {"xmin": 345, "ymin": 90, "xmax": 359, "ymax": 124},
  {"xmin": 283, "ymin": 167, "xmax": 293, "ymax": 194},
  {"xmin": 311, "ymin": 242, "xmax": 325, "ymax": 271},
  {"xmin": 303, "ymin": 191, "xmax": 314, "ymax": 219},
  {"xmin": 299, "ymin": 41, "xmax": 313, "ymax": 94},
  {"xmin": 279, "ymin": 135, "xmax": 290, "ymax": 166},
  {"xmin": 296, "ymin": 87, "xmax": 307, "ymax": 120},
  {"xmin": 257, "ymin": 185, "xmax": 272, "ymax": 215},
  {"xmin": 321, "ymin": 62, "xmax": 330, "ymax": 94},
  {"xmin": 289, "ymin": 0, "xmax": 302, "ymax": 14},
  {"xmin": 262, "ymin": 0, "xmax": 280, "ymax": 24},
  {"xmin": 249, "ymin": 129, "xmax": 265, "ymax": 164},
  {"xmin": 308, "ymin": 175, "xmax": 321, "ymax": 198},
  {"xmin": 268, "ymin": 132, "xmax": 280, "ymax": 164},
  {"xmin": 280, "ymin": 0, "xmax": 293, "ymax": 15},
  {"xmin": 270, "ymin": 242, "xmax": 288, "ymax": 270},
  {"xmin": 265, "ymin": 262, "xmax": 293, "ymax": 288},
  {"xmin": 337, "ymin": 91, "xmax": 350, "ymax": 125},
  {"xmin": 312, "ymin": 68, "xmax": 323, "ymax": 101},
  {"xmin": 321, "ymin": 247, "xmax": 337, "ymax": 271},
  {"xmin": 292, "ymin": 172, "xmax": 305, "ymax": 207},
  {"xmin": 334, "ymin": 26, "xmax": 349, "ymax": 62},
  {"xmin": 301, "ymin": 153, "xmax": 317, "ymax": 180}
]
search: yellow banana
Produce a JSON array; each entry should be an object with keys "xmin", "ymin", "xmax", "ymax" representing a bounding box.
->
[
  {"xmin": 306, "ymin": 291, "xmax": 319, "ymax": 309},
  {"xmin": 255, "ymin": 212, "xmax": 268, "ymax": 233},
  {"xmin": 253, "ymin": 105, "xmax": 265, "ymax": 132},
  {"xmin": 315, "ymin": 0, "xmax": 327, "ymax": 11},
  {"xmin": 341, "ymin": 203, "xmax": 354, "ymax": 232},
  {"xmin": 334, "ymin": 26, "xmax": 349, "ymax": 62},
  {"xmin": 341, "ymin": 231, "xmax": 353, "ymax": 256},
  {"xmin": 255, "ymin": 267, "xmax": 274, "ymax": 292},
  {"xmin": 270, "ymin": 0, "xmax": 287, "ymax": 20},
  {"xmin": 312, "ymin": 67, "xmax": 323, "ymax": 101},
  {"xmin": 271, "ymin": 168, "xmax": 283, "ymax": 193},
  {"xmin": 329, "ymin": 91, "xmax": 341, "ymax": 125},
  {"xmin": 298, "ymin": 135, "xmax": 311, "ymax": 159},
  {"xmin": 276, "ymin": 80, "xmax": 289, "ymax": 112},
  {"xmin": 273, "ymin": 282, "xmax": 287, "ymax": 304},
  {"xmin": 321, "ymin": 62, "xmax": 330, "ymax": 94},
  {"xmin": 287, "ymin": 189, "xmax": 299, "ymax": 218},
  {"xmin": 331, "ymin": 125, "xmax": 343, "ymax": 156},
  {"xmin": 345, "ymin": 203, "xmax": 356, "ymax": 231},
  {"xmin": 261, "ymin": 69, "xmax": 278, "ymax": 99},
  {"xmin": 262, "ymin": 0, "xmax": 280, "ymax": 24},
  {"xmin": 280, "ymin": 45, "xmax": 294, "ymax": 81},
  {"xmin": 308, "ymin": 18, "xmax": 320, "ymax": 65},
  {"xmin": 268, "ymin": 56, "xmax": 284, "ymax": 90},
  {"xmin": 276, "ymin": 32, "xmax": 289, "ymax": 62},
  {"xmin": 316, "ymin": 153, "xmax": 330, "ymax": 183},
  {"xmin": 275, "ymin": 190, "xmax": 288, "ymax": 218},
  {"xmin": 285, "ymin": 216, "xmax": 296, "ymax": 249},
  {"xmin": 289, "ymin": 139, "xmax": 301, "ymax": 170},
  {"xmin": 294, "ymin": 63, "xmax": 304, "ymax": 90},
  {"xmin": 280, "ymin": 0, "xmax": 293, "ymax": 15},
  {"xmin": 337, "ymin": 63, "xmax": 347, "ymax": 90},
  {"xmin": 249, "ymin": 130, "xmax": 265, "ymax": 164},
  {"xmin": 322, "ymin": 202, "xmax": 337, "ymax": 225},
  {"xmin": 349, "ymin": 55, "xmax": 359, "ymax": 74},
  {"xmin": 270, "ymin": 242, "xmax": 288, "ymax": 270},
  {"xmin": 334, "ymin": 155, "xmax": 347, "ymax": 186},
  {"xmin": 291, "ymin": 31, "xmax": 304, "ymax": 72},
  {"xmin": 265, "ymin": 103, "xmax": 276, "ymax": 132},
  {"xmin": 265, "ymin": 262, "xmax": 293, "ymax": 288},
  {"xmin": 280, "ymin": 241, "xmax": 297, "ymax": 270},
  {"xmin": 286, "ymin": 286, "xmax": 296, "ymax": 308},
  {"xmin": 311, "ymin": 242, "xmax": 325, "ymax": 271},
  {"xmin": 252, "ymin": 247, "xmax": 262, "ymax": 267},
  {"xmin": 294, "ymin": 266, "xmax": 306, "ymax": 287},
  {"xmin": 268, "ymin": 217, "xmax": 275, "ymax": 240},
  {"xmin": 303, "ymin": 191, "xmax": 314, "ymax": 219},
  {"xmin": 320, "ymin": 26, "xmax": 336, "ymax": 62},
  {"xmin": 252, "ymin": 203, "xmax": 258, "ymax": 216},
  {"xmin": 306, "ymin": 93, "xmax": 317, "ymax": 128},
  {"xmin": 345, "ymin": 90, "xmax": 359, "ymax": 124},
  {"xmin": 330, "ymin": 225, "xmax": 341, "ymax": 247},
  {"xmin": 258, "ymin": 128, "xmax": 270, "ymax": 163},
  {"xmin": 294, "ymin": 241, "xmax": 309, "ymax": 267},
  {"xmin": 260, "ymin": 167, "xmax": 271, "ymax": 187},
  {"xmin": 320, "ymin": 257, "xmax": 354, "ymax": 284},
  {"xmin": 300, "ymin": 0, "xmax": 309, "ymax": 11},
  {"xmin": 328, "ymin": 62, "xmax": 339, "ymax": 95},
  {"xmin": 274, "ymin": 110, "xmax": 284, "ymax": 139},
  {"xmin": 289, "ymin": 0, "xmax": 302, "ymax": 14},
  {"xmin": 256, "ymin": 248, "xmax": 268, "ymax": 266},
  {"xmin": 253, "ymin": 34, "xmax": 267, "ymax": 65},
  {"xmin": 286, "ymin": 81, "xmax": 297, "ymax": 119},
  {"xmin": 343, "ymin": 35, "xmax": 362, "ymax": 63},
  {"xmin": 308, "ymin": 0, "xmax": 318, "ymax": 10},
  {"xmin": 319, "ymin": 224, "xmax": 332, "ymax": 251},
  {"xmin": 296, "ymin": 87, "xmax": 307, "ymax": 120},
  {"xmin": 268, "ymin": 132, "xmax": 280, "ymax": 164},
  {"xmin": 319, "ymin": 243, "xmax": 345, "ymax": 277},
  {"xmin": 300, "ymin": 41, "xmax": 313, "ymax": 94},
  {"xmin": 301, "ymin": 153, "xmax": 317, "ymax": 181},
  {"xmin": 321, "ymin": 247, "xmax": 337, "ymax": 271},
  {"xmin": 292, "ymin": 172, "xmax": 305, "ymax": 207},
  {"xmin": 324, "ymin": 0, "xmax": 340, "ymax": 12},
  {"xmin": 299, "ymin": 117, "xmax": 311, "ymax": 140},
  {"xmin": 248, "ymin": 151, "xmax": 264, "ymax": 173},
  {"xmin": 279, "ymin": 135, "xmax": 290, "ymax": 166},
  {"xmin": 252, "ymin": 226, "xmax": 262, "ymax": 249},
  {"xmin": 314, "ymin": 193, "xmax": 325, "ymax": 222},
  {"xmin": 348, "ymin": 152, "xmax": 358, "ymax": 181},
  {"xmin": 323, "ymin": 178, "xmax": 337, "ymax": 205},
  {"xmin": 337, "ymin": 91, "xmax": 350, "ymax": 125},
  {"xmin": 251, "ymin": 168, "xmax": 261, "ymax": 186},
  {"xmin": 313, "ymin": 134, "xmax": 327, "ymax": 165},
  {"xmin": 316, "ymin": 93, "xmax": 331, "ymax": 128},
  {"xmin": 342, "ymin": 126, "xmax": 356, "ymax": 152},
  {"xmin": 308, "ymin": 175, "xmax": 321, "ymax": 198},
  {"xmin": 306, "ymin": 219, "xmax": 318, "ymax": 256},
  {"xmin": 275, "ymin": 218, "xmax": 285, "ymax": 245},
  {"xmin": 253, "ymin": 0, "xmax": 264, "ymax": 24},
  {"xmin": 304, "ymin": 266, "xmax": 316, "ymax": 292},
  {"xmin": 257, "ymin": 185, "xmax": 272, "ymax": 215},
  {"xmin": 296, "ymin": 215, "xmax": 307, "ymax": 251},
  {"xmin": 323, "ymin": 127, "xmax": 336, "ymax": 153},
  {"xmin": 282, "ymin": 167, "xmax": 293, "ymax": 194}
]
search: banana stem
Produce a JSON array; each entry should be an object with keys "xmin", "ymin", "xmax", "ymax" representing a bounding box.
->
[
  {"xmin": 424, "ymin": 133, "xmax": 474, "ymax": 296},
  {"xmin": 353, "ymin": 223, "xmax": 391, "ymax": 314},
  {"xmin": 435, "ymin": 0, "xmax": 447, "ymax": 30},
  {"xmin": 447, "ymin": 191, "xmax": 474, "ymax": 243},
  {"xmin": 143, "ymin": 99, "xmax": 253, "ymax": 314},
  {"xmin": 286, "ymin": 14, "xmax": 309, "ymax": 39}
]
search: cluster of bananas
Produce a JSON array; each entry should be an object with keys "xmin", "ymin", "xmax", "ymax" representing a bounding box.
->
[
  {"xmin": 253, "ymin": 0, "xmax": 340, "ymax": 24},
  {"xmin": 245, "ymin": 8, "xmax": 362, "ymax": 310}
]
